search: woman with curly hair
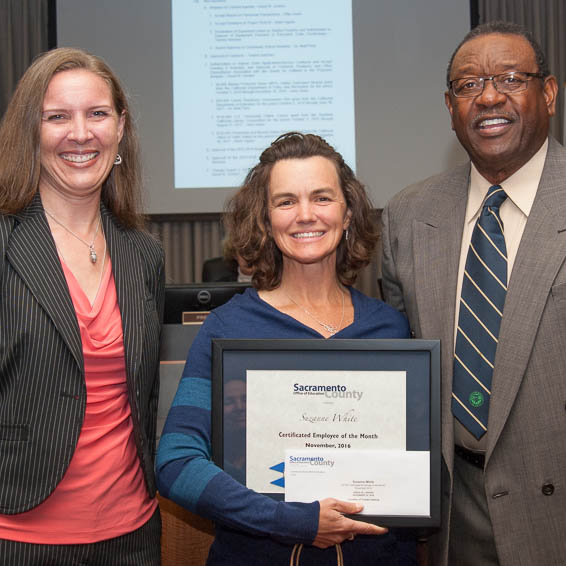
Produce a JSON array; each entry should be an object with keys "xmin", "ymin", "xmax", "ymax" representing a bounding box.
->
[{"xmin": 157, "ymin": 132, "xmax": 415, "ymax": 565}]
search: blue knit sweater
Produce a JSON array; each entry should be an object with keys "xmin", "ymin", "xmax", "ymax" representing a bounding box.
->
[{"xmin": 156, "ymin": 288, "xmax": 415, "ymax": 565}]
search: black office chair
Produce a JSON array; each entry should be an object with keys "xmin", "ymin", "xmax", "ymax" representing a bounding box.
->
[{"xmin": 201, "ymin": 256, "xmax": 238, "ymax": 282}]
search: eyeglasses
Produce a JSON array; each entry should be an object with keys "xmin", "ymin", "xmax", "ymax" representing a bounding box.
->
[{"xmin": 449, "ymin": 71, "xmax": 545, "ymax": 98}]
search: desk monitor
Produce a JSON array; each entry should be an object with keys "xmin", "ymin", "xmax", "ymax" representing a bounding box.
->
[{"xmin": 164, "ymin": 282, "xmax": 252, "ymax": 324}]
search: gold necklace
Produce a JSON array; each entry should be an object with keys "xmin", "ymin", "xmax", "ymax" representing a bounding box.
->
[{"xmin": 285, "ymin": 289, "xmax": 345, "ymax": 336}]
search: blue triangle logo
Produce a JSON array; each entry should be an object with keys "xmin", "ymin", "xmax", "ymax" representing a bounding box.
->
[
  {"xmin": 269, "ymin": 461, "xmax": 285, "ymax": 473},
  {"xmin": 271, "ymin": 476, "xmax": 285, "ymax": 488}
]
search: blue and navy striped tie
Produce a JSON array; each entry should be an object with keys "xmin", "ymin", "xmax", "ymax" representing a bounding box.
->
[{"xmin": 452, "ymin": 185, "xmax": 508, "ymax": 439}]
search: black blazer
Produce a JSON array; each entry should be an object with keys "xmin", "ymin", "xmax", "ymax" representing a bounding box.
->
[{"xmin": 0, "ymin": 194, "xmax": 164, "ymax": 514}]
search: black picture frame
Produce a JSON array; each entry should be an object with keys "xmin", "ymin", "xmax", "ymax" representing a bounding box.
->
[{"xmin": 212, "ymin": 338, "xmax": 440, "ymax": 528}]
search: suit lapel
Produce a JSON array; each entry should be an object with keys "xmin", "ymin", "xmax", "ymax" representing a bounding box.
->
[
  {"xmin": 413, "ymin": 165, "xmax": 470, "ymax": 467},
  {"xmin": 486, "ymin": 139, "xmax": 566, "ymax": 459},
  {"xmin": 7, "ymin": 194, "xmax": 83, "ymax": 369},
  {"xmin": 6, "ymin": 197, "xmax": 147, "ymax": 389},
  {"xmin": 103, "ymin": 208, "xmax": 144, "ymax": 391}
]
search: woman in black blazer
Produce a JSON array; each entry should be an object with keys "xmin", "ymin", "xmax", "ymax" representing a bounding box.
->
[{"xmin": 0, "ymin": 48, "xmax": 163, "ymax": 565}]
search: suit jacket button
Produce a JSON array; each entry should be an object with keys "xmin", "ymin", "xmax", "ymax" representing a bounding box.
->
[{"xmin": 542, "ymin": 483, "xmax": 554, "ymax": 496}]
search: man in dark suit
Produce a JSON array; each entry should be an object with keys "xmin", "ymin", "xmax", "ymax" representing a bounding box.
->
[{"xmin": 382, "ymin": 22, "xmax": 565, "ymax": 565}]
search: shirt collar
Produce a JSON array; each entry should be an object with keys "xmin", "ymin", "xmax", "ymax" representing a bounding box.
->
[{"xmin": 467, "ymin": 138, "xmax": 548, "ymax": 224}]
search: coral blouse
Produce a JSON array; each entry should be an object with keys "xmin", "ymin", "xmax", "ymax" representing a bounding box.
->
[{"xmin": 0, "ymin": 257, "xmax": 157, "ymax": 543}]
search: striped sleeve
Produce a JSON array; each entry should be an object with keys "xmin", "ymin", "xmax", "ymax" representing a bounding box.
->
[{"xmin": 155, "ymin": 313, "xmax": 319, "ymax": 544}]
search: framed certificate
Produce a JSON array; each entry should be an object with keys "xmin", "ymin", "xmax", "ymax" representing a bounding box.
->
[{"xmin": 211, "ymin": 339, "xmax": 440, "ymax": 527}]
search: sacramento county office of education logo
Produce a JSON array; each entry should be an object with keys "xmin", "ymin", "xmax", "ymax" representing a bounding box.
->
[
  {"xmin": 469, "ymin": 391, "xmax": 484, "ymax": 408},
  {"xmin": 293, "ymin": 382, "xmax": 364, "ymax": 401},
  {"xmin": 288, "ymin": 455, "xmax": 335, "ymax": 468}
]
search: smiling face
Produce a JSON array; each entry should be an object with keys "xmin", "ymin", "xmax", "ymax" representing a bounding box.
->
[
  {"xmin": 39, "ymin": 69, "xmax": 125, "ymax": 201},
  {"xmin": 268, "ymin": 156, "xmax": 351, "ymax": 269},
  {"xmin": 445, "ymin": 33, "xmax": 557, "ymax": 183}
]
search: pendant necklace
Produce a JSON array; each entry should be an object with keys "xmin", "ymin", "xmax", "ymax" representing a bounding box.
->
[
  {"xmin": 285, "ymin": 288, "xmax": 345, "ymax": 336},
  {"xmin": 45, "ymin": 209, "xmax": 102, "ymax": 264},
  {"xmin": 54, "ymin": 229, "xmax": 108, "ymax": 306}
]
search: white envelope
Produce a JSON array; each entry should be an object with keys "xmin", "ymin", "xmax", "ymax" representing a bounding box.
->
[{"xmin": 285, "ymin": 449, "xmax": 430, "ymax": 516}]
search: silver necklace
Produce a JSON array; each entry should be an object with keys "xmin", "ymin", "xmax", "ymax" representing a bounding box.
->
[
  {"xmin": 45, "ymin": 209, "xmax": 102, "ymax": 264},
  {"xmin": 285, "ymin": 289, "xmax": 345, "ymax": 336},
  {"xmin": 91, "ymin": 241, "xmax": 108, "ymax": 304},
  {"xmin": 55, "ymin": 232, "xmax": 108, "ymax": 306}
]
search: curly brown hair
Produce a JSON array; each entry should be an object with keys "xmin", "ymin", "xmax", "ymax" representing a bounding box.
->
[
  {"xmin": 0, "ymin": 47, "xmax": 144, "ymax": 228},
  {"xmin": 224, "ymin": 132, "xmax": 379, "ymax": 290}
]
